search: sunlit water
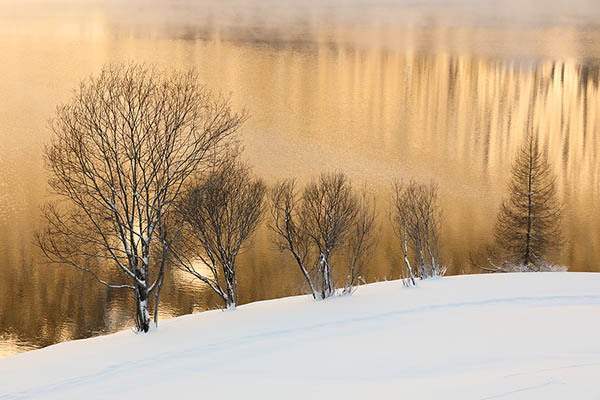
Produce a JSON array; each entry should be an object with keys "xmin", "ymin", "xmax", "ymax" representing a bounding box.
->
[{"xmin": 1, "ymin": 0, "xmax": 599, "ymax": 358}]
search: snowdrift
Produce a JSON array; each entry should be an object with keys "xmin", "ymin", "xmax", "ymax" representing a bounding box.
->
[{"xmin": 1, "ymin": 272, "xmax": 599, "ymax": 399}]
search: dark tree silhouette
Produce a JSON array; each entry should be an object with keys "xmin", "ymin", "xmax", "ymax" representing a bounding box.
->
[
  {"xmin": 494, "ymin": 134, "xmax": 562, "ymax": 268},
  {"xmin": 269, "ymin": 172, "xmax": 376, "ymax": 299},
  {"xmin": 37, "ymin": 64, "xmax": 245, "ymax": 332},
  {"xmin": 171, "ymin": 155, "xmax": 266, "ymax": 309}
]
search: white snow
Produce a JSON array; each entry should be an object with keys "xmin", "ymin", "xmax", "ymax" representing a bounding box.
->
[{"xmin": 1, "ymin": 272, "xmax": 599, "ymax": 399}]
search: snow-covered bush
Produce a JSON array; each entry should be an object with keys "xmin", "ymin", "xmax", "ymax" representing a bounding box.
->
[{"xmin": 482, "ymin": 260, "xmax": 568, "ymax": 273}]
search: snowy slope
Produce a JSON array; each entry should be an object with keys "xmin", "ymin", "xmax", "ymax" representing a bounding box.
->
[{"xmin": 1, "ymin": 273, "xmax": 599, "ymax": 399}]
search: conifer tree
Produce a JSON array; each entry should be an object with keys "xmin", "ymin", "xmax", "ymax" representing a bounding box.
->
[{"xmin": 494, "ymin": 134, "xmax": 562, "ymax": 267}]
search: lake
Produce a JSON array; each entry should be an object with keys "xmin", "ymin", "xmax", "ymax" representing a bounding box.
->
[{"xmin": 1, "ymin": 0, "xmax": 599, "ymax": 357}]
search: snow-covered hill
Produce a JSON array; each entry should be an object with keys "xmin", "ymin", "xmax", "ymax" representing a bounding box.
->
[{"xmin": 1, "ymin": 273, "xmax": 599, "ymax": 399}]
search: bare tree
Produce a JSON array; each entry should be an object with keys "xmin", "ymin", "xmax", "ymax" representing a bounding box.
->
[
  {"xmin": 391, "ymin": 179, "xmax": 444, "ymax": 283},
  {"xmin": 269, "ymin": 172, "xmax": 376, "ymax": 299},
  {"xmin": 343, "ymin": 190, "xmax": 377, "ymax": 294},
  {"xmin": 392, "ymin": 181, "xmax": 416, "ymax": 285},
  {"xmin": 416, "ymin": 182, "xmax": 442, "ymax": 275},
  {"xmin": 493, "ymin": 134, "xmax": 562, "ymax": 270},
  {"xmin": 37, "ymin": 64, "xmax": 245, "ymax": 332},
  {"xmin": 269, "ymin": 180, "xmax": 317, "ymax": 298},
  {"xmin": 171, "ymin": 155, "xmax": 266, "ymax": 309},
  {"xmin": 300, "ymin": 173, "xmax": 359, "ymax": 298}
]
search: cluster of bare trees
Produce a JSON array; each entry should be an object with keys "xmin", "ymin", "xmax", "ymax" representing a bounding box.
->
[
  {"xmin": 269, "ymin": 174, "xmax": 377, "ymax": 299},
  {"xmin": 391, "ymin": 180, "xmax": 444, "ymax": 285},
  {"xmin": 38, "ymin": 63, "xmax": 563, "ymax": 335},
  {"xmin": 36, "ymin": 64, "xmax": 388, "ymax": 331},
  {"xmin": 37, "ymin": 64, "xmax": 246, "ymax": 331}
]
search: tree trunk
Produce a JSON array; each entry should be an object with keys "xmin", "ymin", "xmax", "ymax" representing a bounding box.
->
[
  {"xmin": 324, "ymin": 260, "xmax": 331, "ymax": 297},
  {"xmin": 135, "ymin": 283, "xmax": 151, "ymax": 333},
  {"xmin": 417, "ymin": 247, "xmax": 426, "ymax": 278},
  {"xmin": 226, "ymin": 283, "xmax": 235, "ymax": 309},
  {"xmin": 426, "ymin": 237, "xmax": 437, "ymax": 275},
  {"xmin": 403, "ymin": 227, "xmax": 416, "ymax": 285},
  {"xmin": 525, "ymin": 139, "xmax": 533, "ymax": 267},
  {"xmin": 225, "ymin": 268, "xmax": 236, "ymax": 309},
  {"xmin": 320, "ymin": 253, "xmax": 333, "ymax": 299},
  {"xmin": 153, "ymin": 265, "xmax": 165, "ymax": 326},
  {"xmin": 285, "ymin": 230, "xmax": 318, "ymax": 299},
  {"xmin": 296, "ymin": 253, "xmax": 318, "ymax": 299}
]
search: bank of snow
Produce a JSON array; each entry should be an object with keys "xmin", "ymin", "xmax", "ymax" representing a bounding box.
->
[{"xmin": 1, "ymin": 273, "xmax": 600, "ymax": 399}]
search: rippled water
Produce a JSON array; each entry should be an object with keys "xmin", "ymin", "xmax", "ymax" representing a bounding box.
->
[{"xmin": 1, "ymin": 0, "xmax": 599, "ymax": 357}]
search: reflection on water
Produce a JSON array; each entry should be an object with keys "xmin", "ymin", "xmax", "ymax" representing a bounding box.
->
[{"xmin": 1, "ymin": 0, "xmax": 599, "ymax": 357}]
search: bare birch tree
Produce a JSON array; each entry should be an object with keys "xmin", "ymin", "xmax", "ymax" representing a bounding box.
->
[
  {"xmin": 343, "ymin": 191, "xmax": 377, "ymax": 294},
  {"xmin": 300, "ymin": 173, "xmax": 359, "ymax": 298},
  {"xmin": 493, "ymin": 134, "xmax": 562, "ymax": 270},
  {"xmin": 391, "ymin": 181, "xmax": 416, "ymax": 285},
  {"xmin": 269, "ymin": 180, "xmax": 317, "ymax": 298},
  {"xmin": 171, "ymin": 155, "xmax": 266, "ymax": 309},
  {"xmin": 269, "ymin": 172, "xmax": 376, "ymax": 299},
  {"xmin": 392, "ymin": 179, "xmax": 444, "ymax": 283},
  {"xmin": 37, "ymin": 64, "xmax": 245, "ymax": 332}
]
